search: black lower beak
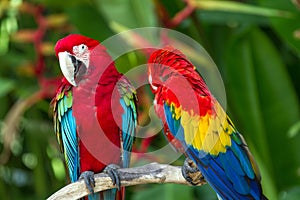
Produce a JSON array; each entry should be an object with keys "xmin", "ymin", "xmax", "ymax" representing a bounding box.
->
[
  {"xmin": 69, "ymin": 55, "xmax": 83, "ymax": 75},
  {"xmin": 68, "ymin": 55, "xmax": 87, "ymax": 84}
]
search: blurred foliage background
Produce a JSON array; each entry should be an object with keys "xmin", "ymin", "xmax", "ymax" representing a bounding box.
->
[{"xmin": 0, "ymin": 0, "xmax": 300, "ymax": 199}]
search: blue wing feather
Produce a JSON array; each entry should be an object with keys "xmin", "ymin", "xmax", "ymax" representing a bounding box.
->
[
  {"xmin": 231, "ymin": 141, "xmax": 255, "ymax": 179},
  {"xmin": 163, "ymin": 103, "xmax": 185, "ymax": 142},
  {"xmin": 119, "ymin": 80, "xmax": 137, "ymax": 168},
  {"xmin": 54, "ymin": 89, "xmax": 79, "ymax": 183}
]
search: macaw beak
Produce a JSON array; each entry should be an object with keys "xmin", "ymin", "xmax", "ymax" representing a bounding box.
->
[{"xmin": 58, "ymin": 52, "xmax": 86, "ymax": 86}]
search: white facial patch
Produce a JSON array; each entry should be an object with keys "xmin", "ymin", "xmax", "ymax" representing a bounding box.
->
[{"xmin": 73, "ymin": 44, "xmax": 90, "ymax": 68}]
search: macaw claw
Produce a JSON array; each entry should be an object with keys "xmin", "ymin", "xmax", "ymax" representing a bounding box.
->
[
  {"xmin": 104, "ymin": 164, "xmax": 121, "ymax": 190},
  {"xmin": 79, "ymin": 171, "xmax": 95, "ymax": 194},
  {"xmin": 181, "ymin": 158, "xmax": 204, "ymax": 186}
]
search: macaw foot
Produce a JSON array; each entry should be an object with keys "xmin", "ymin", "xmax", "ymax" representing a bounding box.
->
[
  {"xmin": 79, "ymin": 171, "xmax": 95, "ymax": 194},
  {"xmin": 181, "ymin": 158, "xmax": 204, "ymax": 186},
  {"xmin": 104, "ymin": 164, "xmax": 121, "ymax": 190}
]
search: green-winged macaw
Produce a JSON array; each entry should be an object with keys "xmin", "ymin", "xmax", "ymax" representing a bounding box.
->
[{"xmin": 52, "ymin": 34, "xmax": 137, "ymax": 200}]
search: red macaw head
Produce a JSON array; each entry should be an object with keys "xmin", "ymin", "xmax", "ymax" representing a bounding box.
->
[
  {"xmin": 147, "ymin": 46, "xmax": 195, "ymax": 94},
  {"xmin": 54, "ymin": 34, "xmax": 99, "ymax": 86}
]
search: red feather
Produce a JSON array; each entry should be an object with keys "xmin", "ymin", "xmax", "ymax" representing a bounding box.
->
[
  {"xmin": 72, "ymin": 45, "xmax": 122, "ymax": 173},
  {"xmin": 148, "ymin": 46, "xmax": 214, "ymax": 117},
  {"xmin": 54, "ymin": 34, "xmax": 130, "ymax": 200}
]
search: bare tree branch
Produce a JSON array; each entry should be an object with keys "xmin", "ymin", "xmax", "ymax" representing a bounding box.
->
[{"xmin": 47, "ymin": 162, "xmax": 206, "ymax": 200}]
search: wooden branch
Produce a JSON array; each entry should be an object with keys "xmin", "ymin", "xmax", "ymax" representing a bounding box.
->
[{"xmin": 47, "ymin": 163, "xmax": 206, "ymax": 200}]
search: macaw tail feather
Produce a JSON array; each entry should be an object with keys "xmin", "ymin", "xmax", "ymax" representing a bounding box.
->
[
  {"xmin": 116, "ymin": 187, "xmax": 125, "ymax": 200},
  {"xmin": 101, "ymin": 189, "xmax": 117, "ymax": 200},
  {"xmin": 84, "ymin": 188, "xmax": 125, "ymax": 200},
  {"xmin": 87, "ymin": 193, "xmax": 100, "ymax": 200}
]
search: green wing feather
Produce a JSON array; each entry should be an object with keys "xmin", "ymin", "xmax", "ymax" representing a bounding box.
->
[{"xmin": 52, "ymin": 84, "xmax": 79, "ymax": 182}]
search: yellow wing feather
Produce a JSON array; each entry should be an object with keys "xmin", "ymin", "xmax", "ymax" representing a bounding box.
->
[{"xmin": 178, "ymin": 101, "xmax": 234, "ymax": 155}]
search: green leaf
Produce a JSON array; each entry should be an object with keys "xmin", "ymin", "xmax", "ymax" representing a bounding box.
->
[
  {"xmin": 288, "ymin": 121, "xmax": 300, "ymax": 138},
  {"xmin": 197, "ymin": 11, "xmax": 270, "ymax": 25},
  {"xmin": 224, "ymin": 29, "xmax": 277, "ymax": 199},
  {"xmin": 250, "ymin": 28, "xmax": 300, "ymax": 190},
  {"xmin": 0, "ymin": 78, "xmax": 15, "ymax": 98},
  {"xmin": 65, "ymin": 4, "xmax": 113, "ymax": 41},
  {"xmin": 95, "ymin": 0, "xmax": 157, "ymax": 29},
  {"xmin": 258, "ymin": 0, "xmax": 300, "ymax": 55},
  {"xmin": 279, "ymin": 186, "xmax": 300, "ymax": 200},
  {"xmin": 191, "ymin": 0, "xmax": 293, "ymax": 18},
  {"xmin": 195, "ymin": 184, "xmax": 218, "ymax": 199}
]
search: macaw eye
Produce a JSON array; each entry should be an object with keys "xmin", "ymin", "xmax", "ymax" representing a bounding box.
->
[{"xmin": 73, "ymin": 44, "xmax": 88, "ymax": 54}]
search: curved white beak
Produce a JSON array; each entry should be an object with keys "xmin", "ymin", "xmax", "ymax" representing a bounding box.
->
[{"xmin": 58, "ymin": 51, "xmax": 77, "ymax": 86}]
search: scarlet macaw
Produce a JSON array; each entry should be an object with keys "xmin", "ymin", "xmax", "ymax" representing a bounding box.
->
[
  {"xmin": 52, "ymin": 34, "xmax": 137, "ymax": 200},
  {"xmin": 148, "ymin": 46, "xmax": 267, "ymax": 200}
]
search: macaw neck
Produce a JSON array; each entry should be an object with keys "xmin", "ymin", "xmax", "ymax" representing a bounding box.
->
[
  {"xmin": 97, "ymin": 62, "xmax": 122, "ymax": 85},
  {"xmin": 87, "ymin": 45, "xmax": 122, "ymax": 86},
  {"xmin": 94, "ymin": 62, "xmax": 122, "ymax": 107}
]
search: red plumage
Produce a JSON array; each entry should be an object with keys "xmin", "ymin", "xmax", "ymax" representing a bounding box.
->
[
  {"xmin": 148, "ymin": 46, "xmax": 214, "ymax": 118},
  {"xmin": 53, "ymin": 34, "xmax": 136, "ymax": 200},
  {"xmin": 147, "ymin": 46, "xmax": 267, "ymax": 200},
  {"xmin": 74, "ymin": 62, "xmax": 123, "ymax": 174}
]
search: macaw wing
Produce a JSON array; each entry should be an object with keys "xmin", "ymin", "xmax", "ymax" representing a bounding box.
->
[
  {"xmin": 118, "ymin": 79, "xmax": 137, "ymax": 168},
  {"xmin": 163, "ymin": 103, "xmax": 186, "ymax": 144},
  {"xmin": 163, "ymin": 101, "xmax": 262, "ymax": 199},
  {"xmin": 53, "ymin": 86, "xmax": 79, "ymax": 182}
]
